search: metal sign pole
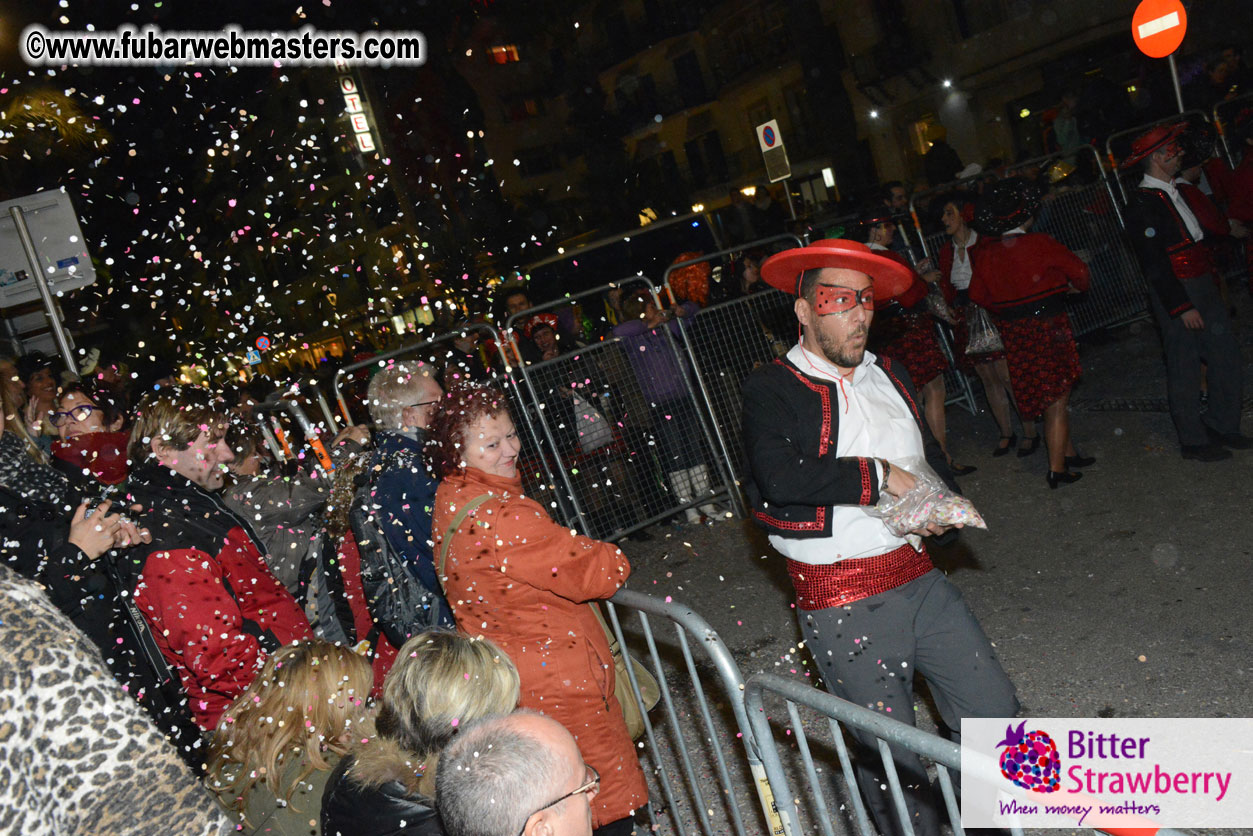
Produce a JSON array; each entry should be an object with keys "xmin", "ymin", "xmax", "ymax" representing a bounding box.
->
[
  {"xmin": 1168, "ymin": 54, "xmax": 1185, "ymax": 113},
  {"xmin": 8, "ymin": 206, "xmax": 77, "ymax": 375}
]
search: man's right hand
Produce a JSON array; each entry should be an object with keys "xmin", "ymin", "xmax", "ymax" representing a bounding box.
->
[
  {"xmin": 884, "ymin": 463, "xmax": 917, "ymax": 498},
  {"xmin": 1179, "ymin": 309, "xmax": 1204, "ymax": 330}
]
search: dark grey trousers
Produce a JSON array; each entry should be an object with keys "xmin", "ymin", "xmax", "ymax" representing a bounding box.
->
[
  {"xmin": 1148, "ymin": 274, "xmax": 1244, "ymax": 447},
  {"xmin": 799, "ymin": 569, "xmax": 1018, "ymax": 836}
]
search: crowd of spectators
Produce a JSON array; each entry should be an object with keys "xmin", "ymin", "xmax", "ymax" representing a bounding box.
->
[
  {"xmin": 0, "ymin": 344, "xmax": 642, "ymax": 836},
  {"xmin": 2, "ymin": 40, "xmax": 1250, "ymax": 836}
]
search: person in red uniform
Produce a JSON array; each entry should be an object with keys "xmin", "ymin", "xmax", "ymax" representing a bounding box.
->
[
  {"xmin": 931, "ymin": 192, "xmax": 1028, "ymax": 457},
  {"xmin": 860, "ymin": 205, "xmax": 974, "ymax": 474},
  {"xmin": 970, "ymin": 178, "xmax": 1094, "ymax": 488},
  {"xmin": 1121, "ymin": 123, "xmax": 1249, "ymax": 461},
  {"xmin": 126, "ymin": 387, "xmax": 312, "ymax": 730},
  {"xmin": 1206, "ymin": 108, "xmax": 1253, "ymax": 294}
]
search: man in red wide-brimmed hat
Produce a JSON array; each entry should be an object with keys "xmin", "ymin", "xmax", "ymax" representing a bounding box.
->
[
  {"xmin": 740, "ymin": 239, "xmax": 1018, "ymax": 836},
  {"xmin": 1122, "ymin": 122, "xmax": 1249, "ymax": 461}
]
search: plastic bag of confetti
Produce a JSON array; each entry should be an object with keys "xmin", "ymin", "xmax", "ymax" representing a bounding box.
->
[{"xmin": 867, "ymin": 456, "xmax": 987, "ymax": 536}]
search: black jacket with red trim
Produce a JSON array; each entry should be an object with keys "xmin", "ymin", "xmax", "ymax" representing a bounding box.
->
[
  {"xmin": 1124, "ymin": 186, "xmax": 1214, "ymax": 318},
  {"xmin": 741, "ymin": 354, "xmax": 956, "ymax": 540},
  {"xmin": 125, "ymin": 465, "xmax": 312, "ymax": 730}
]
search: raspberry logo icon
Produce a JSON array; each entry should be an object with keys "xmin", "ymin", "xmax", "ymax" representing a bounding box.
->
[{"xmin": 996, "ymin": 721, "xmax": 1061, "ymax": 793}]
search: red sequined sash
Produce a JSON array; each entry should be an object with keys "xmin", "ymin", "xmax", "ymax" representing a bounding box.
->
[
  {"xmin": 786, "ymin": 544, "xmax": 933, "ymax": 610},
  {"xmin": 1169, "ymin": 246, "xmax": 1215, "ymax": 280}
]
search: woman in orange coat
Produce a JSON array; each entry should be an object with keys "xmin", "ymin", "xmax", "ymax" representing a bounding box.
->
[{"xmin": 428, "ymin": 383, "xmax": 646, "ymax": 836}]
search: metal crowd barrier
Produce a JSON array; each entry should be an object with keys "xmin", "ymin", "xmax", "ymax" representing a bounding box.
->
[
  {"xmin": 670, "ymin": 288, "xmax": 794, "ymax": 479},
  {"xmin": 606, "ymin": 588, "xmax": 784, "ymax": 836},
  {"xmin": 506, "ymin": 279, "xmax": 742, "ymax": 540},
  {"xmin": 744, "ymin": 673, "xmax": 1191, "ymax": 836},
  {"xmin": 1214, "ymin": 92, "xmax": 1253, "ymax": 169},
  {"xmin": 661, "ymin": 235, "xmax": 802, "ymax": 490}
]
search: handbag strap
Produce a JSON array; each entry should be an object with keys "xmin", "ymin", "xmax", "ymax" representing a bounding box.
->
[
  {"xmin": 436, "ymin": 493, "xmax": 495, "ymax": 589},
  {"xmin": 588, "ymin": 600, "xmax": 622, "ymax": 655}
]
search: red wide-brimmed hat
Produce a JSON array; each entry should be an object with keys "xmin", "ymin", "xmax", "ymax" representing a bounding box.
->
[
  {"xmin": 760, "ymin": 238, "xmax": 913, "ymax": 299},
  {"xmin": 1120, "ymin": 122, "xmax": 1186, "ymax": 169}
]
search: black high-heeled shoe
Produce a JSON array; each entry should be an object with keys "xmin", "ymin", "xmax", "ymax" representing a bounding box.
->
[
  {"xmin": 1046, "ymin": 470, "xmax": 1083, "ymax": 489},
  {"xmin": 1017, "ymin": 436, "xmax": 1041, "ymax": 457},
  {"xmin": 992, "ymin": 435, "xmax": 1016, "ymax": 457},
  {"xmin": 1064, "ymin": 454, "xmax": 1096, "ymax": 468},
  {"xmin": 949, "ymin": 461, "xmax": 978, "ymax": 476}
]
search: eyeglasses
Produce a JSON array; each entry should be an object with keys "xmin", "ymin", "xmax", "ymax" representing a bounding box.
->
[
  {"xmin": 406, "ymin": 400, "xmax": 440, "ymax": 410},
  {"xmin": 517, "ymin": 764, "xmax": 600, "ymax": 836},
  {"xmin": 812, "ymin": 283, "xmax": 875, "ymax": 316},
  {"xmin": 49, "ymin": 404, "xmax": 99, "ymax": 427}
]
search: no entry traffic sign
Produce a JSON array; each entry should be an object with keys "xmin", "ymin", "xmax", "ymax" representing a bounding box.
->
[{"xmin": 1132, "ymin": 0, "xmax": 1187, "ymax": 59}]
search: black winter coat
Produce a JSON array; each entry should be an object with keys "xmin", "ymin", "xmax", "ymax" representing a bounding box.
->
[{"xmin": 321, "ymin": 753, "xmax": 443, "ymax": 836}]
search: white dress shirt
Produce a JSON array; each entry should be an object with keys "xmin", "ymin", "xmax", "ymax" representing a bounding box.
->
[
  {"xmin": 1141, "ymin": 173, "xmax": 1204, "ymax": 241},
  {"xmin": 949, "ymin": 230, "xmax": 978, "ymax": 291},
  {"xmin": 767, "ymin": 343, "xmax": 926, "ymax": 565}
]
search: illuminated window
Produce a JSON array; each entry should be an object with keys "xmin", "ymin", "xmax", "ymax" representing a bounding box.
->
[{"xmin": 489, "ymin": 45, "xmax": 520, "ymax": 64}]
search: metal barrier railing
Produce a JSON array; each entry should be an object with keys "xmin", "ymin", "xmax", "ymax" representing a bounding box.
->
[
  {"xmin": 1213, "ymin": 92, "xmax": 1253, "ymax": 169},
  {"xmin": 606, "ymin": 588, "xmax": 784, "ymax": 836},
  {"xmin": 661, "ymin": 234, "xmax": 802, "ymax": 496},
  {"xmin": 506, "ymin": 278, "xmax": 742, "ymax": 539},
  {"xmin": 743, "ymin": 672, "xmax": 1192, "ymax": 836}
]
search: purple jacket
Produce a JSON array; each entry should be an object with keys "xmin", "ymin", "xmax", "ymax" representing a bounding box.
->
[{"xmin": 612, "ymin": 302, "xmax": 699, "ymax": 402}]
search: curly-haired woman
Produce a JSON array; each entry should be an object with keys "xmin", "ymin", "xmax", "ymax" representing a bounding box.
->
[{"xmin": 428, "ymin": 383, "xmax": 646, "ymax": 836}]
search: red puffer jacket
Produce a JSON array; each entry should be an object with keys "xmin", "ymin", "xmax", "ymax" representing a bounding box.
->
[{"xmin": 126, "ymin": 465, "xmax": 311, "ymax": 730}]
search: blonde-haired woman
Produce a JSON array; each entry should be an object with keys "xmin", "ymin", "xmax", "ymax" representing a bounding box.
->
[
  {"xmin": 321, "ymin": 630, "xmax": 520, "ymax": 836},
  {"xmin": 207, "ymin": 640, "xmax": 373, "ymax": 836}
]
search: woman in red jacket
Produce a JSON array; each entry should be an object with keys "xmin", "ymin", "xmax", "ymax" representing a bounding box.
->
[
  {"xmin": 931, "ymin": 192, "xmax": 1030, "ymax": 457},
  {"xmin": 862, "ymin": 207, "xmax": 975, "ymax": 474},
  {"xmin": 970, "ymin": 179, "xmax": 1094, "ymax": 488},
  {"xmin": 429, "ymin": 383, "xmax": 646, "ymax": 836}
]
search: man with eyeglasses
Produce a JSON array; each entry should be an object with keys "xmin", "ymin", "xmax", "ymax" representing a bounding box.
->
[
  {"xmin": 437, "ymin": 711, "xmax": 599, "ymax": 836},
  {"xmin": 740, "ymin": 239, "xmax": 1017, "ymax": 836},
  {"xmin": 357, "ymin": 361, "xmax": 454, "ymax": 643}
]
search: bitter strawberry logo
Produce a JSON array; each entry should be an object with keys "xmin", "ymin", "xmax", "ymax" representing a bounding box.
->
[{"xmin": 996, "ymin": 721, "xmax": 1061, "ymax": 793}]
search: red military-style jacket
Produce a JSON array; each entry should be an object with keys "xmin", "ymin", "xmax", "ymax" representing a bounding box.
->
[{"xmin": 969, "ymin": 232, "xmax": 1090, "ymax": 317}]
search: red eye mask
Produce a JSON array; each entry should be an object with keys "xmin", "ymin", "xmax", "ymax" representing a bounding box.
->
[{"xmin": 812, "ymin": 284, "xmax": 875, "ymax": 315}]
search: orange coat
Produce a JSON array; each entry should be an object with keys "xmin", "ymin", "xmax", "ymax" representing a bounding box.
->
[{"xmin": 433, "ymin": 467, "xmax": 646, "ymax": 826}]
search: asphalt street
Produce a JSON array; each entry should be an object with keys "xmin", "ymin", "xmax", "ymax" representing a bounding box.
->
[{"xmin": 616, "ymin": 288, "xmax": 1253, "ymax": 836}]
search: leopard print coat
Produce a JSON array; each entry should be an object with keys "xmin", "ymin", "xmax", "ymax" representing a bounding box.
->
[{"xmin": 0, "ymin": 564, "xmax": 229, "ymax": 836}]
